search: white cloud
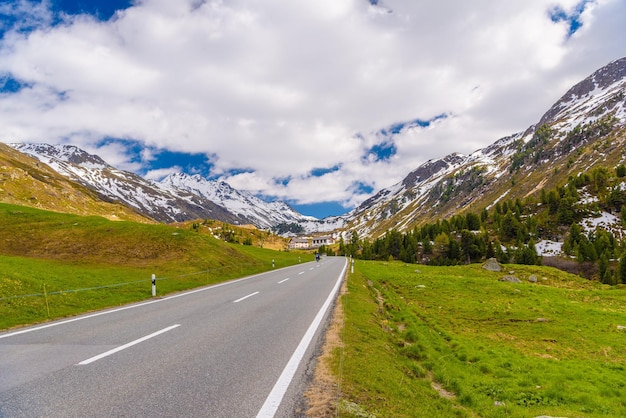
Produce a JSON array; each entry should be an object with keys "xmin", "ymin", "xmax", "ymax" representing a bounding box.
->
[
  {"xmin": 143, "ymin": 166, "xmax": 183, "ymax": 181},
  {"xmin": 0, "ymin": 0, "xmax": 53, "ymax": 33},
  {"xmin": 0, "ymin": 0, "xmax": 625, "ymax": 214}
]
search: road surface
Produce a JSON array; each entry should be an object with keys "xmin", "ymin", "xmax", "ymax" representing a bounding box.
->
[{"xmin": 0, "ymin": 256, "xmax": 347, "ymax": 417}]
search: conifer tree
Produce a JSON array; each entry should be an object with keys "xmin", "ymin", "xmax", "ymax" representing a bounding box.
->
[{"xmin": 619, "ymin": 251, "xmax": 626, "ymax": 285}]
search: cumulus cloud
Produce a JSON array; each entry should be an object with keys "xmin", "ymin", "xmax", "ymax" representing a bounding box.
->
[{"xmin": 0, "ymin": 0, "xmax": 624, "ymax": 215}]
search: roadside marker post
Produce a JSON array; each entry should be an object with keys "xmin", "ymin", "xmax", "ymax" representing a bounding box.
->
[
  {"xmin": 43, "ymin": 283, "xmax": 51, "ymax": 318},
  {"xmin": 151, "ymin": 274, "xmax": 156, "ymax": 297}
]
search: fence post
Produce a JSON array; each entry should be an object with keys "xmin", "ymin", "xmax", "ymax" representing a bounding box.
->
[
  {"xmin": 152, "ymin": 274, "xmax": 156, "ymax": 297},
  {"xmin": 43, "ymin": 283, "xmax": 50, "ymax": 318}
]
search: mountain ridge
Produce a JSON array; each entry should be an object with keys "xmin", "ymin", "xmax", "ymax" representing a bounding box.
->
[
  {"xmin": 158, "ymin": 172, "xmax": 317, "ymax": 229},
  {"xmin": 8, "ymin": 143, "xmax": 319, "ymax": 229},
  {"xmin": 10, "ymin": 142, "xmax": 242, "ymax": 224}
]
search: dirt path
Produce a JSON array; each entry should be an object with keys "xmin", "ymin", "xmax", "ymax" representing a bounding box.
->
[{"xmin": 304, "ymin": 278, "xmax": 347, "ymax": 416}]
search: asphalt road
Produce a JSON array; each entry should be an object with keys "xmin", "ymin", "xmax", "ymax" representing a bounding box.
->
[{"xmin": 0, "ymin": 256, "xmax": 347, "ymax": 417}]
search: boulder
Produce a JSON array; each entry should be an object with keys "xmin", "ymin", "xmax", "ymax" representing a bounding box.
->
[{"xmin": 483, "ymin": 258, "xmax": 502, "ymax": 272}]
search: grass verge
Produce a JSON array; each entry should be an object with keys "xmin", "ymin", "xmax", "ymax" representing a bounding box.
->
[{"xmin": 331, "ymin": 260, "xmax": 626, "ymax": 417}]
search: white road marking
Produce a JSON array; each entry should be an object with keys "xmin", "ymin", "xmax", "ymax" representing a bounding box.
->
[
  {"xmin": 233, "ymin": 291, "xmax": 260, "ymax": 303},
  {"xmin": 255, "ymin": 259, "xmax": 347, "ymax": 418},
  {"xmin": 0, "ymin": 269, "xmax": 279, "ymax": 340},
  {"xmin": 277, "ymin": 278, "xmax": 290, "ymax": 284},
  {"xmin": 77, "ymin": 324, "xmax": 180, "ymax": 366},
  {"xmin": 298, "ymin": 271, "xmax": 304, "ymax": 275}
]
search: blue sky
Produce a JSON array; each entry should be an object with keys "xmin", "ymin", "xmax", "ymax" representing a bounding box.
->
[
  {"xmin": 549, "ymin": 0, "xmax": 594, "ymax": 37},
  {"xmin": 51, "ymin": 0, "xmax": 131, "ymax": 20},
  {"xmin": 0, "ymin": 0, "xmax": 624, "ymax": 219}
]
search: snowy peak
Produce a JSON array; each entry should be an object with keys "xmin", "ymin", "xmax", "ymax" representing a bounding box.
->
[
  {"xmin": 159, "ymin": 172, "xmax": 316, "ymax": 229},
  {"xmin": 540, "ymin": 56, "xmax": 626, "ymax": 127},
  {"xmin": 11, "ymin": 143, "xmax": 110, "ymax": 170},
  {"xmin": 161, "ymin": 172, "xmax": 243, "ymax": 205},
  {"xmin": 589, "ymin": 56, "xmax": 626, "ymax": 90}
]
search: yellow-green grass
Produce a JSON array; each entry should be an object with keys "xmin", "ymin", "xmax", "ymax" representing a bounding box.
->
[
  {"xmin": 335, "ymin": 260, "xmax": 626, "ymax": 417},
  {"xmin": 0, "ymin": 203, "xmax": 303, "ymax": 330}
]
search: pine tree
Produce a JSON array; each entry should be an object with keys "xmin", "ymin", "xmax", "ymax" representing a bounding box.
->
[
  {"xmin": 619, "ymin": 251, "xmax": 626, "ymax": 285},
  {"xmin": 486, "ymin": 240, "xmax": 495, "ymax": 259},
  {"xmin": 598, "ymin": 252, "xmax": 610, "ymax": 284}
]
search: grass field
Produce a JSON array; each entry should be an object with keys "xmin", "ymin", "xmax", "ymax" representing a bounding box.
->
[
  {"xmin": 0, "ymin": 203, "xmax": 305, "ymax": 330},
  {"xmin": 334, "ymin": 260, "xmax": 626, "ymax": 417}
]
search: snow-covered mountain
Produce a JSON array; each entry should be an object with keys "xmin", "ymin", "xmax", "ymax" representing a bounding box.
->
[
  {"xmin": 9, "ymin": 143, "xmax": 313, "ymax": 228},
  {"xmin": 10, "ymin": 143, "xmax": 241, "ymax": 224},
  {"xmin": 342, "ymin": 56, "xmax": 626, "ymax": 238},
  {"xmin": 159, "ymin": 172, "xmax": 316, "ymax": 229},
  {"xmin": 539, "ymin": 56, "xmax": 626, "ymax": 129}
]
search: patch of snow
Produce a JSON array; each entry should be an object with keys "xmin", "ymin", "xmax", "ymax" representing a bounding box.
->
[
  {"xmin": 581, "ymin": 211, "xmax": 624, "ymax": 239},
  {"xmin": 487, "ymin": 189, "xmax": 510, "ymax": 210},
  {"xmin": 535, "ymin": 240, "xmax": 563, "ymax": 257},
  {"xmin": 579, "ymin": 190, "xmax": 599, "ymax": 205}
]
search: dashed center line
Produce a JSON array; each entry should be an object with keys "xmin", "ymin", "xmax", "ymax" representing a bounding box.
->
[
  {"xmin": 233, "ymin": 291, "xmax": 260, "ymax": 303},
  {"xmin": 278, "ymin": 278, "xmax": 290, "ymax": 284},
  {"xmin": 298, "ymin": 271, "xmax": 305, "ymax": 275},
  {"xmin": 77, "ymin": 324, "xmax": 180, "ymax": 366}
]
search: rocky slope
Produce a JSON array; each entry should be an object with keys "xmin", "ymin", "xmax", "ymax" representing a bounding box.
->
[{"xmin": 158, "ymin": 172, "xmax": 316, "ymax": 229}]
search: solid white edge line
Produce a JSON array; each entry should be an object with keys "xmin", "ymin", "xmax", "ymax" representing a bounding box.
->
[
  {"xmin": 233, "ymin": 291, "xmax": 260, "ymax": 303},
  {"xmin": 255, "ymin": 258, "xmax": 348, "ymax": 418},
  {"xmin": 77, "ymin": 324, "xmax": 180, "ymax": 366}
]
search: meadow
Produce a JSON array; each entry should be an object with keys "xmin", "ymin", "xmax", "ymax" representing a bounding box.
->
[
  {"xmin": 333, "ymin": 260, "xmax": 626, "ymax": 417},
  {"xmin": 0, "ymin": 203, "xmax": 304, "ymax": 330}
]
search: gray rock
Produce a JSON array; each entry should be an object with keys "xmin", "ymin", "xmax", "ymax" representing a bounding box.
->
[
  {"xmin": 483, "ymin": 258, "xmax": 502, "ymax": 272},
  {"xmin": 500, "ymin": 275, "xmax": 521, "ymax": 283}
]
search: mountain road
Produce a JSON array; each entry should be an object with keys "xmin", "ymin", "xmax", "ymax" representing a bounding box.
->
[{"xmin": 0, "ymin": 256, "xmax": 347, "ymax": 417}]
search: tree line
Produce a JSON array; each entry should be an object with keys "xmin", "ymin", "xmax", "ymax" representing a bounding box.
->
[{"xmin": 336, "ymin": 165, "xmax": 626, "ymax": 284}]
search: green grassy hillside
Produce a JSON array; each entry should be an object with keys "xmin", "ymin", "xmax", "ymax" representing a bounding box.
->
[
  {"xmin": 0, "ymin": 143, "xmax": 151, "ymax": 222},
  {"xmin": 334, "ymin": 260, "xmax": 626, "ymax": 417},
  {"xmin": 0, "ymin": 203, "xmax": 303, "ymax": 330}
]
